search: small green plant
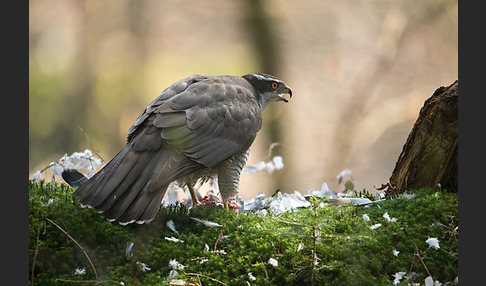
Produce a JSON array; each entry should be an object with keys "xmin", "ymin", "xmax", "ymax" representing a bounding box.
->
[{"xmin": 353, "ymin": 188, "xmax": 377, "ymax": 201}]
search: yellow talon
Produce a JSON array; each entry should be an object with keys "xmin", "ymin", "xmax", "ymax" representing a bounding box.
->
[{"xmin": 187, "ymin": 184, "xmax": 200, "ymax": 207}]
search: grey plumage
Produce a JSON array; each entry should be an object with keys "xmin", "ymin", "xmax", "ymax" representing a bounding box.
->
[{"xmin": 74, "ymin": 73, "xmax": 292, "ymax": 224}]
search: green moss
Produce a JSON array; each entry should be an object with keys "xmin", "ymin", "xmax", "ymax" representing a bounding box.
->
[{"xmin": 29, "ymin": 181, "xmax": 457, "ymax": 285}]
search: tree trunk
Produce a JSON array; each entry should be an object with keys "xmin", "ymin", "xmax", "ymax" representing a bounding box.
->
[{"xmin": 384, "ymin": 80, "xmax": 458, "ymax": 194}]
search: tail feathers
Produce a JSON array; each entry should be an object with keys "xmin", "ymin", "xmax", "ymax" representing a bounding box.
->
[
  {"xmin": 73, "ymin": 144, "xmax": 202, "ymax": 224},
  {"xmin": 62, "ymin": 169, "xmax": 88, "ymax": 188},
  {"xmin": 100, "ymin": 152, "xmax": 170, "ymax": 222},
  {"xmin": 116, "ymin": 182, "xmax": 169, "ymax": 224},
  {"xmin": 74, "ymin": 146, "xmax": 135, "ymax": 205}
]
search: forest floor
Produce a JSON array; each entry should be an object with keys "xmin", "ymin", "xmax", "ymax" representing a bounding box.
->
[{"xmin": 29, "ymin": 180, "xmax": 458, "ymax": 286}]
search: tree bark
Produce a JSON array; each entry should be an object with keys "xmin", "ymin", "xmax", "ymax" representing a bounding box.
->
[{"xmin": 384, "ymin": 80, "xmax": 458, "ymax": 194}]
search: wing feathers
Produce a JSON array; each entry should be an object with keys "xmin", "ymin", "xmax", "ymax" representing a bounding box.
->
[{"xmin": 73, "ymin": 74, "xmax": 264, "ymax": 224}]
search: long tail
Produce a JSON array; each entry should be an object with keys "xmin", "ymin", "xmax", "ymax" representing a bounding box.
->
[{"xmin": 73, "ymin": 144, "xmax": 196, "ymax": 224}]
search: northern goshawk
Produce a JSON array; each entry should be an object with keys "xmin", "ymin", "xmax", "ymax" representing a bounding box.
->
[{"xmin": 69, "ymin": 73, "xmax": 292, "ymax": 224}]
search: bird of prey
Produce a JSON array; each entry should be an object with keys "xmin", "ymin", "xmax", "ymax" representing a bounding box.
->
[{"xmin": 69, "ymin": 73, "xmax": 292, "ymax": 224}]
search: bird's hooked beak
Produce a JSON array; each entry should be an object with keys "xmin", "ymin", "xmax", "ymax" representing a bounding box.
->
[{"xmin": 278, "ymin": 87, "xmax": 292, "ymax": 103}]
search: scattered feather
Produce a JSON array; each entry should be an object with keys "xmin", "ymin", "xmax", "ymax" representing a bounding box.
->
[
  {"xmin": 305, "ymin": 182, "xmax": 335, "ymax": 199},
  {"xmin": 73, "ymin": 268, "xmax": 86, "ymax": 276},
  {"xmin": 168, "ymin": 259, "xmax": 185, "ymax": 270},
  {"xmin": 32, "ymin": 149, "xmax": 104, "ymax": 182},
  {"xmin": 190, "ymin": 216, "xmax": 222, "ymax": 227},
  {"xmin": 272, "ymin": 156, "xmax": 284, "ymax": 170},
  {"xmin": 426, "ymin": 237, "xmax": 440, "ymax": 250},
  {"xmin": 403, "ymin": 192, "xmax": 416, "ymax": 200},
  {"xmin": 136, "ymin": 261, "xmax": 151, "ymax": 272},
  {"xmin": 383, "ymin": 212, "xmax": 397, "ymax": 222},
  {"xmin": 268, "ymin": 257, "xmax": 278, "ymax": 267},
  {"xmin": 165, "ymin": 236, "xmax": 184, "ymax": 243},
  {"xmin": 243, "ymin": 161, "xmax": 267, "ymax": 174},
  {"xmin": 370, "ymin": 223, "xmax": 382, "ymax": 230},
  {"xmin": 265, "ymin": 161, "xmax": 275, "ymax": 173},
  {"xmin": 243, "ymin": 192, "xmax": 268, "ymax": 211},
  {"xmin": 297, "ymin": 243, "xmax": 303, "ymax": 252},
  {"xmin": 349, "ymin": 197, "xmax": 373, "ymax": 206},
  {"xmin": 166, "ymin": 220, "xmax": 179, "ymax": 234},
  {"xmin": 392, "ymin": 271, "xmax": 407, "ymax": 285},
  {"xmin": 243, "ymin": 156, "xmax": 284, "ymax": 174},
  {"xmin": 336, "ymin": 169, "xmax": 352, "ymax": 183},
  {"xmin": 248, "ymin": 272, "xmax": 257, "ymax": 281},
  {"xmin": 425, "ymin": 275, "xmax": 442, "ymax": 286},
  {"xmin": 126, "ymin": 242, "xmax": 134, "ymax": 261},
  {"xmin": 32, "ymin": 170, "xmax": 42, "ymax": 182},
  {"xmin": 169, "ymin": 279, "xmax": 186, "ymax": 285},
  {"xmin": 50, "ymin": 163, "xmax": 64, "ymax": 177},
  {"xmin": 393, "ymin": 249, "xmax": 400, "ymax": 256},
  {"xmin": 362, "ymin": 214, "xmax": 370, "ymax": 221}
]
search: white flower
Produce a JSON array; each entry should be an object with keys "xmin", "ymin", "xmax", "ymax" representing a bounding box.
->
[
  {"xmin": 248, "ymin": 272, "xmax": 256, "ymax": 281},
  {"xmin": 73, "ymin": 268, "xmax": 86, "ymax": 276},
  {"xmin": 136, "ymin": 261, "xmax": 151, "ymax": 272},
  {"xmin": 165, "ymin": 236, "xmax": 184, "ymax": 243},
  {"xmin": 169, "ymin": 259, "xmax": 185, "ymax": 270},
  {"xmin": 393, "ymin": 249, "xmax": 400, "ymax": 256},
  {"xmin": 268, "ymin": 258, "xmax": 278, "ymax": 267},
  {"xmin": 362, "ymin": 214, "xmax": 370, "ymax": 221},
  {"xmin": 32, "ymin": 170, "xmax": 42, "ymax": 182},
  {"xmin": 426, "ymin": 237, "xmax": 440, "ymax": 250},
  {"xmin": 392, "ymin": 271, "xmax": 407, "ymax": 285},
  {"xmin": 370, "ymin": 223, "xmax": 382, "ymax": 230}
]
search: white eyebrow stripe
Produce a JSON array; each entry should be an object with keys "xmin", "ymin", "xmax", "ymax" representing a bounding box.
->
[{"xmin": 253, "ymin": 73, "xmax": 283, "ymax": 84}]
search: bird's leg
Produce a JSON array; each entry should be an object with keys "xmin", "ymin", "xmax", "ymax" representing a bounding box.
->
[
  {"xmin": 218, "ymin": 150, "xmax": 249, "ymax": 212},
  {"xmin": 187, "ymin": 184, "xmax": 200, "ymax": 207}
]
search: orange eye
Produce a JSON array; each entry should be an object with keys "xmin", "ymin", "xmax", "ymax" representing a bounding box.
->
[{"xmin": 272, "ymin": 82, "xmax": 278, "ymax": 89}]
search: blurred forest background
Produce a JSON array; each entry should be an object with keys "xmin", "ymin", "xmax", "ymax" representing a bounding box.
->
[{"xmin": 29, "ymin": 0, "xmax": 458, "ymax": 200}]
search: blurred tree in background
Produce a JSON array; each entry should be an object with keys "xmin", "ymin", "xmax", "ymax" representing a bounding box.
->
[{"xmin": 29, "ymin": 0, "xmax": 457, "ymax": 199}]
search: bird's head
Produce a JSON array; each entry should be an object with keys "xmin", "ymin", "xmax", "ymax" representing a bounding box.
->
[{"xmin": 242, "ymin": 73, "xmax": 292, "ymax": 109}]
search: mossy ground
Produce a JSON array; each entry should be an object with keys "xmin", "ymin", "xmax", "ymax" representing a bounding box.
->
[{"xmin": 29, "ymin": 181, "xmax": 457, "ymax": 285}]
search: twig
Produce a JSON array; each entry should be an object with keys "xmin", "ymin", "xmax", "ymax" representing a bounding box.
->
[
  {"xmin": 46, "ymin": 218, "xmax": 99, "ymax": 280},
  {"xmin": 413, "ymin": 243, "xmax": 431, "ymax": 277},
  {"xmin": 440, "ymin": 247, "xmax": 458, "ymax": 261},
  {"xmin": 214, "ymin": 224, "xmax": 227, "ymax": 251},
  {"xmin": 79, "ymin": 125, "xmax": 105, "ymax": 163},
  {"xmin": 31, "ymin": 229, "xmax": 41, "ymax": 286},
  {"xmin": 264, "ymin": 142, "xmax": 283, "ymax": 160},
  {"xmin": 185, "ymin": 273, "xmax": 227, "ymax": 286}
]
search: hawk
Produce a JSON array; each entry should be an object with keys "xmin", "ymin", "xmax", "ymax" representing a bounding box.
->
[{"xmin": 68, "ymin": 73, "xmax": 292, "ymax": 224}]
